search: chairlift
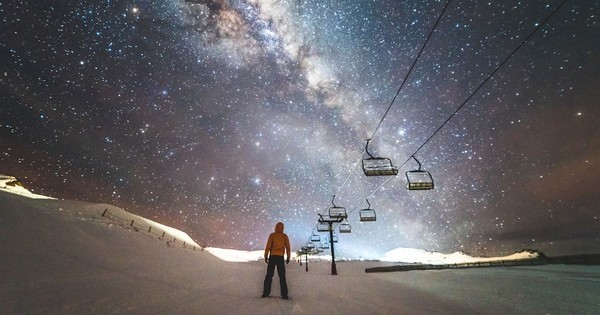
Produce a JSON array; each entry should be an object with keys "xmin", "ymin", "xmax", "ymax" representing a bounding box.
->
[
  {"xmin": 310, "ymin": 231, "xmax": 321, "ymax": 243},
  {"xmin": 331, "ymin": 234, "xmax": 338, "ymax": 243},
  {"xmin": 362, "ymin": 139, "xmax": 399, "ymax": 176},
  {"xmin": 316, "ymin": 245, "xmax": 324, "ymax": 253},
  {"xmin": 339, "ymin": 220, "xmax": 351, "ymax": 233},
  {"xmin": 405, "ymin": 155, "xmax": 434, "ymax": 190},
  {"xmin": 359, "ymin": 199, "xmax": 376, "ymax": 222},
  {"xmin": 328, "ymin": 195, "xmax": 347, "ymax": 219},
  {"xmin": 305, "ymin": 242, "xmax": 315, "ymax": 249},
  {"xmin": 322, "ymin": 241, "xmax": 330, "ymax": 249},
  {"xmin": 317, "ymin": 222, "xmax": 330, "ymax": 232}
]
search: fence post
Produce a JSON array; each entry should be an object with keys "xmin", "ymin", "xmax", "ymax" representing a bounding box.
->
[
  {"xmin": 162, "ymin": 231, "xmax": 165, "ymax": 238},
  {"xmin": 102, "ymin": 209, "xmax": 108, "ymax": 217},
  {"xmin": 148, "ymin": 226, "xmax": 152, "ymax": 233},
  {"xmin": 130, "ymin": 220, "xmax": 134, "ymax": 227}
]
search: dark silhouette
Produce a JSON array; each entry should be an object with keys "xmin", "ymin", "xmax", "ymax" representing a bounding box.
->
[{"xmin": 262, "ymin": 222, "xmax": 291, "ymax": 299}]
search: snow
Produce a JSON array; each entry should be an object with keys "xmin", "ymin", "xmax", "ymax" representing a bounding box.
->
[
  {"xmin": 1, "ymin": 177, "xmax": 599, "ymax": 314},
  {"xmin": 205, "ymin": 247, "xmax": 265, "ymax": 262},
  {"xmin": 380, "ymin": 247, "xmax": 540, "ymax": 264},
  {"xmin": 0, "ymin": 174, "xmax": 56, "ymax": 200},
  {"xmin": 0, "ymin": 175, "xmax": 199, "ymax": 249}
]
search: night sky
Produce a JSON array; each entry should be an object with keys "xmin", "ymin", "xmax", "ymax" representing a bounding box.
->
[{"xmin": 1, "ymin": 0, "xmax": 598, "ymax": 258}]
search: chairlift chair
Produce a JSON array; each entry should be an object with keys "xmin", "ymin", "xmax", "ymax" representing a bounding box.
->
[
  {"xmin": 328, "ymin": 195, "xmax": 347, "ymax": 219},
  {"xmin": 362, "ymin": 139, "xmax": 399, "ymax": 176},
  {"xmin": 339, "ymin": 221, "xmax": 351, "ymax": 233},
  {"xmin": 329, "ymin": 207, "xmax": 347, "ymax": 219},
  {"xmin": 310, "ymin": 232, "xmax": 321, "ymax": 243},
  {"xmin": 405, "ymin": 155, "xmax": 434, "ymax": 190},
  {"xmin": 322, "ymin": 241, "xmax": 330, "ymax": 249},
  {"xmin": 331, "ymin": 234, "xmax": 338, "ymax": 243},
  {"xmin": 359, "ymin": 199, "xmax": 377, "ymax": 222},
  {"xmin": 317, "ymin": 222, "xmax": 330, "ymax": 232}
]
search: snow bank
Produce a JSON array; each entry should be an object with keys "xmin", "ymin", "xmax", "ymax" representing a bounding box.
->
[
  {"xmin": 94, "ymin": 203, "xmax": 201, "ymax": 249},
  {"xmin": 205, "ymin": 247, "xmax": 265, "ymax": 262},
  {"xmin": 380, "ymin": 247, "xmax": 540, "ymax": 264},
  {"xmin": 0, "ymin": 174, "xmax": 55, "ymax": 199}
]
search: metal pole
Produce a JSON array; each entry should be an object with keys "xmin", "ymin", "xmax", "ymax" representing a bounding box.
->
[
  {"xmin": 329, "ymin": 222, "xmax": 337, "ymax": 275},
  {"xmin": 318, "ymin": 214, "xmax": 340, "ymax": 275},
  {"xmin": 305, "ymin": 253, "xmax": 308, "ymax": 272}
]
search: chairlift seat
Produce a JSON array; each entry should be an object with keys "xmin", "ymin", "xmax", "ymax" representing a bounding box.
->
[
  {"xmin": 406, "ymin": 170, "xmax": 434, "ymax": 190},
  {"xmin": 317, "ymin": 223, "xmax": 330, "ymax": 232},
  {"xmin": 339, "ymin": 223, "xmax": 351, "ymax": 233},
  {"xmin": 359, "ymin": 208, "xmax": 377, "ymax": 222},
  {"xmin": 322, "ymin": 242, "xmax": 330, "ymax": 249},
  {"xmin": 329, "ymin": 206, "xmax": 347, "ymax": 219},
  {"xmin": 332, "ymin": 235, "xmax": 338, "ymax": 243},
  {"xmin": 362, "ymin": 157, "xmax": 399, "ymax": 176},
  {"xmin": 310, "ymin": 234, "xmax": 321, "ymax": 242}
]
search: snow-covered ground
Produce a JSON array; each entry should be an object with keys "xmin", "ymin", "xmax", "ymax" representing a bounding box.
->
[
  {"xmin": 0, "ymin": 174, "xmax": 56, "ymax": 199},
  {"xmin": 1, "ymin": 177, "xmax": 599, "ymax": 314}
]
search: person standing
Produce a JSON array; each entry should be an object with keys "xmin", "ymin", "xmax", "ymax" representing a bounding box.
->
[{"xmin": 262, "ymin": 222, "xmax": 291, "ymax": 299}]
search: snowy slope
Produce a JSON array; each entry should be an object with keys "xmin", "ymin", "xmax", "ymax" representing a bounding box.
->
[
  {"xmin": 0, "ymin": 174, "xmax": 199, "ymax": 249},
  {"xmin": 1, "ymin": 179, "xmax": 599, "ymax": 314},
  {"xmin": 0, "ymin": 174, "xmax": 56, "ymax": 199}
]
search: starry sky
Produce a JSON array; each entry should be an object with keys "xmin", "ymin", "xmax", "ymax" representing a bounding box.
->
[{"xmin": 1, "ymin": 0, "xmax": 598, "ymax": 258}]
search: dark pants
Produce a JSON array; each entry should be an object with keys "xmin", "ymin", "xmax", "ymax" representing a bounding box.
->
[{"xmin": 262, "ymin": 255, "xmax": 288, "ymax": 297}]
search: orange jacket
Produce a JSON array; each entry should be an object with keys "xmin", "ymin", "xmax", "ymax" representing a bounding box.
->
[{"xmin": 264, "ymin": 222, "xmax": 291, "ymax": 259}]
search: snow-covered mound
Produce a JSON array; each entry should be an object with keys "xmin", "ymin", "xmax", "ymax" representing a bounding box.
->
[
  {"xmin": 0, "ymin": 173, "xmax": 199, "ymax": 249},
  {"xmin": 205, "ymin": 247, "xmax": 265, "ymax": 262},
  {"xmin": 96, "ymin": 203, "xmax": 201, "ymax": 249},
  {"xmin": 380, "ymin": 247, "xmax": 542, "ymax": 264},
  {"xmin": 0, "ymin": 174, "xmax": 55, "ymax": 199}
]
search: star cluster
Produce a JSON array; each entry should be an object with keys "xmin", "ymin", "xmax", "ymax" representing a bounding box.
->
[{"xmin": 1, "ymin": 0, "xmax": 598, "ymax": 258}]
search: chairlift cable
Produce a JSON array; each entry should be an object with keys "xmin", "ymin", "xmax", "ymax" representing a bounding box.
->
[
  {"xmin": 336, "ymin": 150, "xmax": 365, "ymax": 195},
  {"xmin": 346, "ymin": 0, "xmax": 570, "ymax": 216},
  {"xmin": 396, "ymin": 0, "xmax": 569, "ymax": 171},
  {"xmin": 367, "ymin": 0, "xmax": 453, "ymax": 141},
  {"xmin": 325, "ymin": 0, "xmax": 453, "ymax": 215},
  {"xmin": 317, "ymin": 0, "xmax": 568, "ymax": 230},
  {"xmin": 345, "ymin": 176, "xmax": 393, "ymax": 217}
]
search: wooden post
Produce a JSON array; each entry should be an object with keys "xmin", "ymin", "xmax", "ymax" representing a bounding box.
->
[
  {"xmin": 102, "ymin": 209, "xmax": 108, "ymax": 217},
  {"xmin": 130, "ymin": 220, "xmax": 134, "ymax": 226},
  {"xmin": 148, "ymin": 226, "xmax": 152, "ymax": 233},
  {"xmin": 162, "ymin": 231, "xmax": 165, "ymax": 238}
]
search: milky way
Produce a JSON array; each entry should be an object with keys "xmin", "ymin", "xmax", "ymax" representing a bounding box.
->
[{"xmin": 1, "ymin": 0, "xmax": 598, "ymax": 258}]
